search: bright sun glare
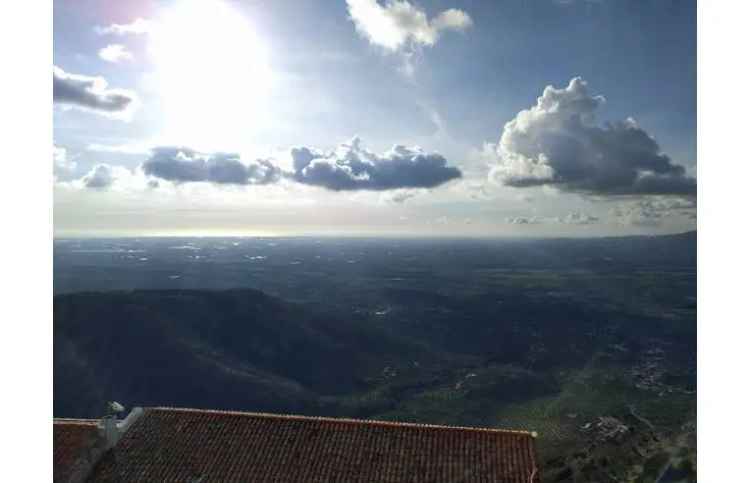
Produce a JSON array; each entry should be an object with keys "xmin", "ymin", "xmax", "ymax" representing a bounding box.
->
[{"xmin": 150, "ymin": 0, "xmax": 271, "ymax": 151}]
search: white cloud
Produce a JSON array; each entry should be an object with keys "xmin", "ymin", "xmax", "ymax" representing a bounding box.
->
[
  {"xmin": 87, "ymin": 142, "xmax": 152, "ymax": 155},
  {"xmin": 98, "ymin": 44, "xmax": 134, "ymax": 63},
  {"xmin": 53, "ymin": 145, "xmax": 77, "ymax": 179},
  {"xmin": 94, "ymin": 18, "xmax": 153, "ymax": 36},
  {"xmin": 346, "ymin": 0, "xmax": 472, "ymax": 51},
  {"xmin": 432, "ymin": 9, "xmax": 473, "ymax": 32},
  {"xmin": 489, "ymin": 77, "xmax": 696, "ymax": 196}
]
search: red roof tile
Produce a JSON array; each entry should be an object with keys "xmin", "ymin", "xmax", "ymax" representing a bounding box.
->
[
  {"xmin": 53, "ymin": 419, "xmax": 99, "ymax": 483},
  {"xmin": 88, "ymin": 407, "xmax": 540, "ymax": 482}
]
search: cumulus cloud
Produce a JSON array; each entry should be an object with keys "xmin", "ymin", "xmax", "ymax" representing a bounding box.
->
[
  {"xmin": 53, "ymin": 66, "xmax": 137, "ymax": 118},
  {"xmin": 290, "ymin": 137, "xmax": 461, "ymax": 191},
  {"xmin": 81, "ymin": 164, "xmax": 116, "ymax": 189},
  {"xmin": 611, "ymin": 197, "xmax": 696, "ymax": 226},
  {"xmin": 94, "ymin": 18, "xmax": 153, "ymax": 35},
  {"xmin": 98, "ymin": 44, "xmax": 134, "ymax": 63},
  {"xmin": 142, "ymin": 147, "xmax": 281, "ymax": 186},
  {"xmin": 490, "ymin": 77, "xmax": 696, "ymax": 196},
  {"xmin": 346, "ymin": 0, "xmax": 472, "ymax": 51},
  {"xmin": 62, "ymin": 141, "xmax": 460, "ymax": 194},
  {"xmin": 64, "ymin": 164, "xmax": 156, "ymax": 192}
]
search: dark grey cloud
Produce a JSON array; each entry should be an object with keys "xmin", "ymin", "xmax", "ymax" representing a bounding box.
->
[
  {"xmin": 142, "ymin": 147, "xmax": 281, "ymax": 186},
  {"xmin": 290, "ymin": 137, "xmax": 461, "ymax": 191},
  {"xmin": 53, "ymin": 66, "xmax": 137, "ymax": 115},
  {"xmin": 81, "ymin": 164, "xmax": 115, "ymax": 189},
  {"xmin": 491, "ymin": 77, "xmax": 696, "ymax": 196},
  {"xmin": 69, "ymin": 141, "xmax": 459, "ymax": 194}
]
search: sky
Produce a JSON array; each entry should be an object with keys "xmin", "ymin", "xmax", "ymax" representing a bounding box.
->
[{"xmin": 53, "ymin": 0, "xmax": 696, "ymax": 237}]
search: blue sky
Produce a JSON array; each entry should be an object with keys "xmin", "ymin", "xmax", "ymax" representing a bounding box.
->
[{"xmin": 53, "ymin": 0, "xmax": 696, "ymax": 237}]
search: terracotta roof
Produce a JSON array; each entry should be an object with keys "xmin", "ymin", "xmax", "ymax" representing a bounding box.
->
[
  {"xmin": 87, "ymin": 407, "xmax": 540, "ymax": 482},
  {"xmin": 53, "ymin": 419, "xmax": 99, "ymax": 482}
]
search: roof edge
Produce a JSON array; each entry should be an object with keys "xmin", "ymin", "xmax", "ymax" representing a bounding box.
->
[
  {"xmin": 147, "ymin": 406, "xmax": 536, "ymax": 436},
  {"xmin": 53, "ymin": 418, "xmax": 99, "ymax": 425}
]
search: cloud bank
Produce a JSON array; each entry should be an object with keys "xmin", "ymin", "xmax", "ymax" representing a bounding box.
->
[
  {"xmin": 290, "ymin": 137, "xmax": 461, "ymax": 191},
  {"xmin": 505, "ymin": 212, "xmax": 600, "ymax": 225},
  {"xmin": 66, "ymin": 140, "xmax": 461, "ymax": 194},
  {"xmin": 491, "ymin": 77, "xmax": 696, "ymax": 196},
  {"xmin": 142, "ymin": 147, "xmax": 281, "ymax": 186},
  {"xmin": 53, "ymin": 66, "xmax": 137, "ymax": 117},
  {"xmin": 61, "ymin": 140, "xmax": 690, "ymax": 230},
  {"xmin": 346, "ymin": 0, "xmax": 472, "ymax": 51},
  {"xmin": 612, "ymin": 198, "xmax": 696, "ymax": 226}
]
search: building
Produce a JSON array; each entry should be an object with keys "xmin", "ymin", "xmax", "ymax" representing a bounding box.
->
[{"xmin": 54, "ymin": 407, "xmax": 540, "ymax": 482}]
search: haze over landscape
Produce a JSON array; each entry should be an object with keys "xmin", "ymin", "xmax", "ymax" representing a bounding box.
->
[{"xmin": 53, "ymin": 1, "xmax": 697, "ymax": 481}]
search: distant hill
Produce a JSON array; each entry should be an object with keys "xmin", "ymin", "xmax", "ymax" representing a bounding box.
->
[{"xmin": 54, "ymin": 289, "xmax": 419, "ymax": 418}]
